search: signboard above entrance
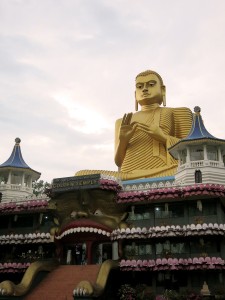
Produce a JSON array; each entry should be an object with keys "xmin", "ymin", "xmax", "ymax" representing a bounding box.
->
[{"xmin": 52, "ymin": 174, "xmax": 101, "ymax": 193}]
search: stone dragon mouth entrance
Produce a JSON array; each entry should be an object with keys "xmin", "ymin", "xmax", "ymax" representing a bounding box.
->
[{"xmin": 55, "ymin": 219, "xmax": 114, "ymax": 265}]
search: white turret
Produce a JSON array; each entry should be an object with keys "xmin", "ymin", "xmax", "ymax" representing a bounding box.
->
[
  {"xmin": 169, "ymin": 107, "xmax": 225, "ymax": 185},
  {"xmin": 0, "ymin": 138, "xmax": 41, "ymax": 202}
]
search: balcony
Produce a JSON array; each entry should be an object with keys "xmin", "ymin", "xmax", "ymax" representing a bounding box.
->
[
  {"xmin": 178, "ymin": 160, "xmax": 223, "ymax": 171},
  {"xmin": 0, "ymin": 183, "xmax": 32, "ymax": 193}
]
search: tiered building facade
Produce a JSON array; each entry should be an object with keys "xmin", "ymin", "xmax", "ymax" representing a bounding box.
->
[{"xmin": 0, "ymin": 108, "xmax": 225, "ymax": 299}]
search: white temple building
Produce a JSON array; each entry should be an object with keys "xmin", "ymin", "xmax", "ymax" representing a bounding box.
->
[{"xmin": 0, "ymin": 138, "xmax": 41, "ymax": 202}]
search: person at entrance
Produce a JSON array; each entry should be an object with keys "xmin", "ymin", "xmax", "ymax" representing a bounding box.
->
[{"xmin": 74, "ymin": 244, "xmax": 82, "ymax": 265}]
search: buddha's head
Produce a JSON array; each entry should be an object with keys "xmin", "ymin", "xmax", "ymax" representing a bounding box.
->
[{"xmin": 135, "ymin": 70, "xmax": 166, "ymax": 110}]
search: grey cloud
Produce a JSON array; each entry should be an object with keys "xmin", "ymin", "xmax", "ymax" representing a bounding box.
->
[{"xmin": 1, "ymin": 0, "xmax": 225, "ymax": 182}]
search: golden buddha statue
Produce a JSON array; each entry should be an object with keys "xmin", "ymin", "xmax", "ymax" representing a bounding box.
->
[{"xmin": 76, "ymin": 70, "xmax": 192, "ymax": 180}]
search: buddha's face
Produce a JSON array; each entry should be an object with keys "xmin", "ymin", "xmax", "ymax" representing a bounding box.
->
[{"xmin": 135, "ymin": 73, "xmax": 165, "ymax": 106}]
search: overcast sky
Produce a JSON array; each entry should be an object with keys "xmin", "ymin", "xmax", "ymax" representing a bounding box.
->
[{"xmin": 1, "ymin": 0, "xmax": 225, "ymax": 183}]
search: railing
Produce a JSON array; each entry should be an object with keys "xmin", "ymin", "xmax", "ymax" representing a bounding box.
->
[
  {"xmin": 179, "ymin": 160, "xmax": 222, "ymax": 170},
  {"xmin": 209, "ymin": 161, "xmax": 220, "ymax": 167},
  {"xmin": 190, "ymin": 161, "xmax": 204, "ymax": 167},
  {"xmin": 0, "ymin": 183, "xmax": 32, "ymax": 192}
]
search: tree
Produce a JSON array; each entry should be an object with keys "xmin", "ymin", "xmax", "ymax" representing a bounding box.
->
[{"xmin": 32, "ymin": 180, "xmax": 51, "ymax": 196}]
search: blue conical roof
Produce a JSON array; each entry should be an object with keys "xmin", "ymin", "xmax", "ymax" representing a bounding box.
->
[
  {"xmin": 182, "ymin": 106, "xmax": 216, "ymax": 141},
  {"xmin": 1, "ymin": 138, "xmax": 30, "ymax": 168},
  {"xmin": 0, "ymin": 138, "xmax": 41, "ymax": 178},
  {"xmin": 169, "ymin": 107, "xmax": 225, "ymax": 158}
]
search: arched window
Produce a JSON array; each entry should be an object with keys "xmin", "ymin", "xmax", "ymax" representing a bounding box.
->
[{"xmin": 195, "ymin": 170, "xmax": 202, "ymax": 183}]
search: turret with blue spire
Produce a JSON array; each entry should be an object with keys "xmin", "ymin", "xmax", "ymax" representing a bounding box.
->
[
  {"xmin": 169, "ymin": 107, "xmax": 225, "ymax": 185},
  {"xmin": 0, "ymin": 138, "xmax": 41, "ymax": 202}
]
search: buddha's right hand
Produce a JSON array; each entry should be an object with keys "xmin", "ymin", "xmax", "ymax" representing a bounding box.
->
[{"xmin": 119, "ymin": 113, "xmax": 137, "ymax": 143}]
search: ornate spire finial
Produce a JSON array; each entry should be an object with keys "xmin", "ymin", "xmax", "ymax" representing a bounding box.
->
[
  {"xmin": 194, "ymin": 106, "xmax": 201, "ymax": 113},
  {"xmin": 15, "ymin": 137, "xmax": 21, "ymax": 144}
]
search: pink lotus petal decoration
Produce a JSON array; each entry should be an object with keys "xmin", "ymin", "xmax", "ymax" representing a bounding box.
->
[
  {"xmin": 119, "ymin": 256, "xmax": 225, "ymax": 271},
  {"xmin": 110, "ymin": 222, "xmax": 225, "ymax": 241},
  {"xmin": 0, "ymin": 198, "xmax": 50, "ymax": 212},
  {"xmin": 117, "ymin": 184, "xmax": 225, "ymax": 203}
]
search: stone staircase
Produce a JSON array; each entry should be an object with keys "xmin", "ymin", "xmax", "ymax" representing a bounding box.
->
[{"xmin": 24, "ymin": 265, "xmax": 101, "ymax": 300}]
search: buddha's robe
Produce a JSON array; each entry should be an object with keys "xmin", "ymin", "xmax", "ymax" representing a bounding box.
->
[
  {"xmin": 76, "ymin": 107, "xmax": 192, "ymax": 180},
  {"xmin": 116, "ymin": 107, "xmax": 192, "ymax": 179}
]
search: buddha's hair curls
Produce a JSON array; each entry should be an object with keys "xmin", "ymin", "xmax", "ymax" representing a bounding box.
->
[{"xmin": 136, "ymin": 70, "xmax": 164, "ymax": 86}]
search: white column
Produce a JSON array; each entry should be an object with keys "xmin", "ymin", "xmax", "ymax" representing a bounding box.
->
[
  {"xmin": 177, "ymin": 151, "xmax": 181, "ymax": 166},
  {"xmin": 7, "ymin": 170, "xmax": 12, "ymax": 184},
  {"xmin": 29, "ymin": 177, "xmax": 32, "ymax": 188},
  {"xmin": 203, "ymin": 145, "xmax": 208, "ymax": 160},
  {"xmin": 186, "ymin": 147, "xmax": 191, "ymax": 163},
  {"xmin": 218, "ymin": 147, "xmax": 223, "ymax": 163},
  {"xmin": 22, "ymin": 172, "xmax": 25, "ymax": 186},
  {"xmin": 112, "ymin": 241, "xmax": 119, "ymax": 260}
]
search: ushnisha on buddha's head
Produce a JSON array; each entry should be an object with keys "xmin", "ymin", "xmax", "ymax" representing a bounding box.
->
[{"xmin": 135, "ymin": 70, "xmax": 166, "ymax": 110}]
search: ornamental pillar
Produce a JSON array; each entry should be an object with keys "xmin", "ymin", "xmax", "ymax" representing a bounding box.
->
[
  {"xmin": 7, "ymin": 170, "xmax": 12, "ymax": 184},
  {"xmin": 112, "ymin": 241, "xmax": 119, "ymax": 260},
  {"xmin": 203, "ymin": 144, "xmax": 208, "ymax": 160},
  {"xmin": 218, "ymin": 147, "xmax": 223, "ymax": 163},
  {"xmin": 186, "ymin": 147, "xmax": 191, "ymax": 163},
  {"xmin": 177, "ymin": 151, "xmax": 181, "ymax": 166},
  {"xmin": 22, "ymin": 172, "xmax": 25, "ymax": 186}
]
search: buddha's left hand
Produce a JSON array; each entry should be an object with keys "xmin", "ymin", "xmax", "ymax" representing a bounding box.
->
[{"xmin": 132, "ymin": 122, "xmax": 167, "ymax": 144}]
